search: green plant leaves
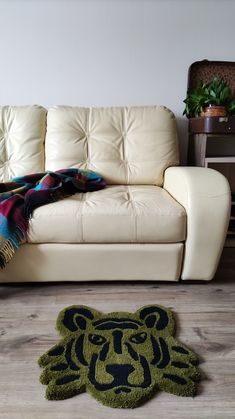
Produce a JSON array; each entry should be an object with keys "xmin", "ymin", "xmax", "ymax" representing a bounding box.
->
[{"xmin": 183, "ymin": 77, "xmax": 235, "ymax": 118}]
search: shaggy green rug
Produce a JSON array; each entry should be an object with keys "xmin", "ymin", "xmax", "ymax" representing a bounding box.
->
[{"xmin": 38, "ymin": 304, "xmax": 200, "ymax": 408}]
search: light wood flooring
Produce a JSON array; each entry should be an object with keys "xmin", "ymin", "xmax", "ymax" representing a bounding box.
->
[{"xmin": 0, "ymin": 248, "xmax": 235, "ymax": 419}]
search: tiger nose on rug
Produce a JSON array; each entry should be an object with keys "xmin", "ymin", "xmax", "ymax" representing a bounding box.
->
[{"xmin": 106, "ymin": 363, "xmax": 135, "ymax": 386}]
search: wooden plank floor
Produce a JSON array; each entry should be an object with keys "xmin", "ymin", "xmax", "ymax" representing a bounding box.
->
[{"xmin": 0, "ymin": 248, "xmax": 235, "ymax": 419}]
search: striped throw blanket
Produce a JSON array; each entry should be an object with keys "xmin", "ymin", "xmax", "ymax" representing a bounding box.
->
[{"xmin": 0, "ymin": 168, "xmax": 106, "ymax": 268}]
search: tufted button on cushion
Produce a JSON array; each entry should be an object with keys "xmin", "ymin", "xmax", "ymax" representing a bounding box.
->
[
  {"xmin": 45, "ymin": 106, "xmax": 179, "ymax": 186},
  {"xmin": 27, "ymin": 185, "xmax": 186, "ymax": 244},
  {"xmin": 0, "ymin": 106, "xmax": 47, "ymax": 180}
]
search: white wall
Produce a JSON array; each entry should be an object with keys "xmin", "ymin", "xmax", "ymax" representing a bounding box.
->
[{"xmin": 0, "ymin": 0, "xmax": 235, "ymax": 160}]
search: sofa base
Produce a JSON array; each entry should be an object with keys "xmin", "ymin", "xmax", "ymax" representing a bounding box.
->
[{"xmin": 0, "ymin": 243, "xmax": 184, "ymax": 282}]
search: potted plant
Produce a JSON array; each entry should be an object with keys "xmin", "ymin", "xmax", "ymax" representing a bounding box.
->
[{"xmin": 183, "ymin": 77, "xmax": 235, "ymax": 118}]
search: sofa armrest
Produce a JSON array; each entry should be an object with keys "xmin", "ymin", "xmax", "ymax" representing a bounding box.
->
[{"xmin": 163, "ymin": 166, "xmax": 231, "ymax": 280}]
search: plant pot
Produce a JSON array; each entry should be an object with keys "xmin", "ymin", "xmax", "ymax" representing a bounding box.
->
[{"xmin": 201, "ymin": 105, "xmax": 227, "ymax": 117}]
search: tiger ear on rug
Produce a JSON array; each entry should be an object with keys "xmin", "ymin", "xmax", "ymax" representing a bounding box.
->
[
  {"xmin": 56, "ymin": 305, "xmax": 101, "ymax": 337},
  {"xmin": 136, "ymin": 304, "xmax": 175, "ymax": 336}
]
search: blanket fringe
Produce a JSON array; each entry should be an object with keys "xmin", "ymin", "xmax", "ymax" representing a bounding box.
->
[
  {"xmin": 0, "ymin": 227, "xmax": 26, "ymax": 268},
  {"xmin": 0, "ymin": 240, "xmax": 15, "ymax": 268}
]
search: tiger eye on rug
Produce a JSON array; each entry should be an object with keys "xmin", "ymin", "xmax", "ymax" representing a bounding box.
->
[{"xmin": 38, "ymin": 305, "xmax": 201, "ymax": 409}]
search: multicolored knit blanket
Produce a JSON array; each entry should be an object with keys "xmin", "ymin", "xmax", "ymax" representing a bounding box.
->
[{"xmin": 0, "ymin": 168, "xmax": 106, "ymax": 268}]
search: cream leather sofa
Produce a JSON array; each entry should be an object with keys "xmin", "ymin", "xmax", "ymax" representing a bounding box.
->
[{"xmin": 0, "ymin": 105, "xmax": 231, "ymax": 282}]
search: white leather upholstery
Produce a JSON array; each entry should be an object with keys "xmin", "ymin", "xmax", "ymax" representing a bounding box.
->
[
  {"xmin": 164, "ymin": 167, "xmax": 231, "ymax": 280},
  {"xmin": 0, "ymin": 243, "xmax": 184, "ymax": 282},
  {"xmin": 45, "ymin": 106, "xmax": 179, "ymax": 186},
  {"xmin": 0, "ymin": 106, "xmax": 46, "ymax": 180},
  {"xmin": 27, "ymin": 185, "xmax": 186, "ymax": 244}
]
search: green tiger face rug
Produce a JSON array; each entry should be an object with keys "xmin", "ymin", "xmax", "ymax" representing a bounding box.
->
[{"xmin": 38, "ymin": 305, "xmax": 200, "ymax": 408}]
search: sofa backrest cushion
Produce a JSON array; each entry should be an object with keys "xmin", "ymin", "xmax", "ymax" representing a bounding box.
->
[
  {"xmin": 45, "ymin": 106, "xmax": 179, "ymax": 185},
  {"xmin": 0, "ymin": 106, "xmax": 46, "ymax": 181}
]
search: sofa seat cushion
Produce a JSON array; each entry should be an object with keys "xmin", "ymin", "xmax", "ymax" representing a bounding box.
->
[{"xmin": 27, "ymin": 185, "xmax": 186, "ymax": 244}]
